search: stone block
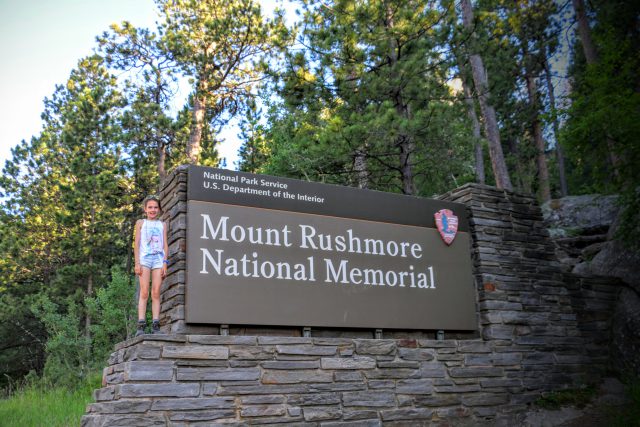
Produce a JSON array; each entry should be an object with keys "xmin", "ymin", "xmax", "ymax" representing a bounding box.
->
[
  {"xmin": 258, "ymin": 336, "xmax": 312, "ymax": 345},
  {"xmin": 119, "ymin": 383, "xmax": 200, "ymax": 398},
  {"xmin": 396, "ymin": 379, "xmax": 433, "ymax": 394},
  {"xmin": 262, "ymin": 360, "xmax": 320, "ymax": 369},
  {"xmin": 276, "ymin": 345, "xmax": 337, "ymax": 356},
  {"xmin": 177, "ymin": 367, "xmax": 260, "ymax": 381},
  {"xmin": 492, "ymin": 353, "xmax": 523, "ymax": 366},
  {"xmin": 522, "ymin": 352, "xmax": 555, "ymax": 365},
  {"xmin": 368, "ymin": 380, "xmax": 394, "ymax": 389},
  {"xmin": 462, "ymin": 393, "xmax": 510, "ymax": 406},
  {"xmin": 241, "ymin": 395, "xmax": 285, "ymax": 405},
  {"xmin": 163, "ymin": 345, "xmax": 229, "ymax": 359},
  {"xmin": 313, "ymin": 337, "xmax": 357, "ymax": 346},
  {"xmin": 309, "ymin": 382, "xmax": 366, "ymax": 392},
  {"xmin": 167, "ymin": 409, "xmax": 236, "ymax": 422},
  {"xmin": 303, "ymin": 406, "xmax": 342, "ymax": 421},
  {"xmin": 377, "ymin": 360, "xmax": 420, "ymax": 369},
  {"xmin": 124, "ymin": 361, "xmax": 174, "ymax": 381},
  {"xmin": 321, "ymin": 357, "xmax": 376, "ymax": 370},
  {"xmin": 418, "ymin": 363, "xmax": 447, "ymax": 378},
  {"xmin": 151, "ymin": 397, "xmax": 234, "ymax": 411},
  {"xmin": 480, "ymin": 378, "xmax": 522, "ymax": 388},
  {"xmin": 334, "ymin": 371, "xmax": 364, "ymax": 382},
  {"xmin": 450, "ymin": 367, "xmax": 503, "ymax": 378},
  {"xmin": 343, "ymin": 391, "xmax": 396, "ymax": 407},
  {"xmin": 364, "ymin": 368, "xmax": 418, "ymax": 380},
  {"xmin": 93, "ymin": 386, "xmax": 115, "ymax": 402},
  {"xmin": 343, "ymin": 410, "xmax": 380, "ymax": 421},
  {"xmin": 434, "ymin": 384, "xmax": 481, "ymax": 393},
  {"xmin": 288, "ymin": 393, "xmax": 341, "ymax": 406},
  {"xmin": 241, "ymin": 405, "xmax": 286, "ymax": 417},
  {"xmin": 229, "ymin": 360, "xmax": 260, "ymax": 368},
  {"xmin": 322, "ymin": 420, "xmax": 382, "ymax": 427},
  {"xmin": 381, "ymin": 408, "xmax": 433, "ymax": 421},
  {"xmin": 218, "ymin": 384, "xmax": 309, "ymax": 395},
  {"xmin": 482, "ymin": 325, "xmax": 515, "ymax": 340},
  {"xmin": 413, "ymin": 394, "xmax": 462, "ymax": 406},
  {"xmin": 418, "ymin": 339, "xmax": 457, "ymax": 348},
  {"xmin": 82, "ymin": 414, "xmax": 165, "ymax": 426},
  {"xmin": 288, "ymin": 407, "xmax": 302, "ymax": 417},
  {"xmin": 458, "ymin": 341, "xmax": 492, "ymax": 353},
  {"xmin": 262, "ymin": 369, "xmax": 333, "ymax": 384},
  {"xmin": 354, "ymin": 339, "xmax": 396, "ymax": 355},
  {"xmin": 464, "ymin": 355, "xmax": 492, "ymax": 366},
  {"xmin": 202, "ymin": 383, "xmax": 217, "ymax": 395},
  {"xmin": 398, "ymin": 348, "xmax": 435, "ymax": 361},
  {"xmin": 87, "ymin": 400, "xmax": 152, "ymax": 414},
  {"xmin": 229, "ymin": 345, "xmax": 274, "ymax": 360}
]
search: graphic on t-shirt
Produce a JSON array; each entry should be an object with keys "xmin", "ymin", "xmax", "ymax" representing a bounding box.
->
[{"xmin": 147, "ymin": 227, "xmax": 163, "ymax": 253}]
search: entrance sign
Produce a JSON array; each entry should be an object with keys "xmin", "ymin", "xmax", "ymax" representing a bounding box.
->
[{"xmin": 186, "ymin": 166, "xmax": 476, "ymax": 330}]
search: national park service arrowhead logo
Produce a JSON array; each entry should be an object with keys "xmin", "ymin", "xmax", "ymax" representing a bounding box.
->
[{"xmin": 434, "ymin": 209, "xmax": 458, "ymax": 246}]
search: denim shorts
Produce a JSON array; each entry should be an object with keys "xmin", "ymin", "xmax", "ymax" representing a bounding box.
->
[{"xmin": 140, "ymin": 253, "xmax": 164, "ymax": 270}]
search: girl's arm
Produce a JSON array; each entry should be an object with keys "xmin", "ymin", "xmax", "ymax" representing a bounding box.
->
[
  {"xmin": 162, "ymin": 220, "xmax": 170, "ymax": 277},
  {"xmin": 134, "ymin": 220, "xmax": 142, "ymax": 275}
]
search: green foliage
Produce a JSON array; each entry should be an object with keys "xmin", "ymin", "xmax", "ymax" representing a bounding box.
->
[
  {"xmin": 534, "ymin": 386, "xmax": 597, "ymax": 410},
  {"xmin": 86, "ymin": 267, "xmax": 137, "ymax": 363},
  {"xmin": 609, "ymin": 375, "xmax": 640, "ymax": 427},
  {"xmin": 534, "ymin": 385, "xmax": 597, "ymax": 409},
  {"xmin": 561, "ymin": 0, "xmax": 640, "ymax": 248},
  {"xmin": 0, "ymin": 372, "xmax": 100, "ymax": 427},
  {"xmin": 256, "ymin": 0, "xmax": 474, "ymax": 196},
  {"xmin": 30, "ymin": 295, "xmax": 92, "ymax": 388}
]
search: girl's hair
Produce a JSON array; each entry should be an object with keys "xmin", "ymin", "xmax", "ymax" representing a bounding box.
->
[{"xmin": 142, "ymin": 195, "xmax": 162, "ymax": 213}]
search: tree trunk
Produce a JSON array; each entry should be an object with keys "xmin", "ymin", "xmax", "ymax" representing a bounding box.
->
[
  {"xmin": 187, "ymin": 91, "xmax": 206, "ymax": 164},
  {"xmin": 525, "ymin": 74, "xmax": 551, "ymax": 202},
  {"xmin": 572, "ymin": 0, "xmax": 598, "ymax": 64},
  {"xmin": 543, "ymin": 54, "xmax": 568, "ymax": 196},
  {"xmin": 460, "ymin": 0, "xmax": 513, "ymax": 191},
  {"xmin": 85, "ymin": 202, "xmax": 95, "ymax": 340},
  {"xmin": 354, "ymin": 146, "xmax": 369, "ymax": 189},
  {"xmin": 157, "ymin": 140, "xmax": 166, "ymax": 185},
  {"xmin": 461, "ymin": 71, "xmax": 485, "ymax": 185},
  {"xmin": 153, "ymin": 73, "xmax": 168, "ymax": 184},
  {"xmin": 385, "ymin": 5, "xmax": 416, "ymax": 195}
]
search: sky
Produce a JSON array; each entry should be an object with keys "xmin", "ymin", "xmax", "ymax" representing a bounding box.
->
[{"xmin": 0, "ymin": 0, "xmax": 286, "ymax": 172}]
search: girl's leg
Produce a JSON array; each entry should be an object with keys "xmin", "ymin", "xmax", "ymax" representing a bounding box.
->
[
  {"xmin": 151, "ymin": 268, "xmax": 163, "ymax": 320},
  {"xmin": 138, "ymin": 267, "xmax": 151, "ymax": 320}
]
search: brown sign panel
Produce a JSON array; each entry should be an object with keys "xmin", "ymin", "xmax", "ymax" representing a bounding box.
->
[{"xmin": 185, "ymin": 166, "xmax": 477, "ymax": 330}]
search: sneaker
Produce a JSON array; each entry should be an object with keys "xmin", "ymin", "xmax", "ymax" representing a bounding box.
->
[
  {"xmin": 135, "ymin": 320, "xmax": 146, "ymax": 337},
  {"xmin": 151, "ymin": 320, "xmax": 161, "ymax": 334}
]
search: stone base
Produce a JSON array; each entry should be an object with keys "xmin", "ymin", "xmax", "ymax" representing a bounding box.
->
[{"xmin": 82, "ymin": 333, "xmax": 605, "ymax": 426}]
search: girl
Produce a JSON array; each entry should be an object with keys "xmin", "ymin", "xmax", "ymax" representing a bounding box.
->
[{"xmin": 134, "ymin": 195, "xmax": 169, "ymax": 335}]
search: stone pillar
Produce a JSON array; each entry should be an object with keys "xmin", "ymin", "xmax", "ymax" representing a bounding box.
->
[{"xmin": 439, "ymin": 183, "xmax": 618, "ymax": 388}]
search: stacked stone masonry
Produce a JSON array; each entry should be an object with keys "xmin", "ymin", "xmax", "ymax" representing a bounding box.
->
[{"xmin": 82, "ymin": 172, "xmax": 620, "ymax": 425}]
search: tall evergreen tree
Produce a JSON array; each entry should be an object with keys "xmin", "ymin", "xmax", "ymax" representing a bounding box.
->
[
  {"xmin": 259, "ymin": 0, "xmax": 472, "ymax": 196},
  {"xmin": 157, "ymin": 0, "xmax": 287, "ymax": 164}
]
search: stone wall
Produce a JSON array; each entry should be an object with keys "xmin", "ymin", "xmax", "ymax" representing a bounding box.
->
[{"xmin": 82, "ymin": 173, "xmax": 620, "ymax": 425}]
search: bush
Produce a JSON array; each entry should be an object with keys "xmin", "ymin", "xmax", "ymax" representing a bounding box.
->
[
  {"xmin": 29, "ymin": 265, "xmax": 136, "ymax": 388},
  {"xmin": 86, "ymin": 266, "xmax": 137, "ymax": 362}
]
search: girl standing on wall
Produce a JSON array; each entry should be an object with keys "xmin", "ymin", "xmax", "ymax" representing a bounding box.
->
[{"xmin": 134, "ymin": 195, "xmax": 169, "ymax": 336}]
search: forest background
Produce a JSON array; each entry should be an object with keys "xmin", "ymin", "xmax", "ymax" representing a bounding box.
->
[{"xmin": 0, "ymin": 0, "xmax": 638, "ymax": 395}]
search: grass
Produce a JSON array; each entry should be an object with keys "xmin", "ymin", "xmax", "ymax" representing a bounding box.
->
[{"xmin": 0, "ymin": 374, "xmax": 100, "ymax": 427}]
